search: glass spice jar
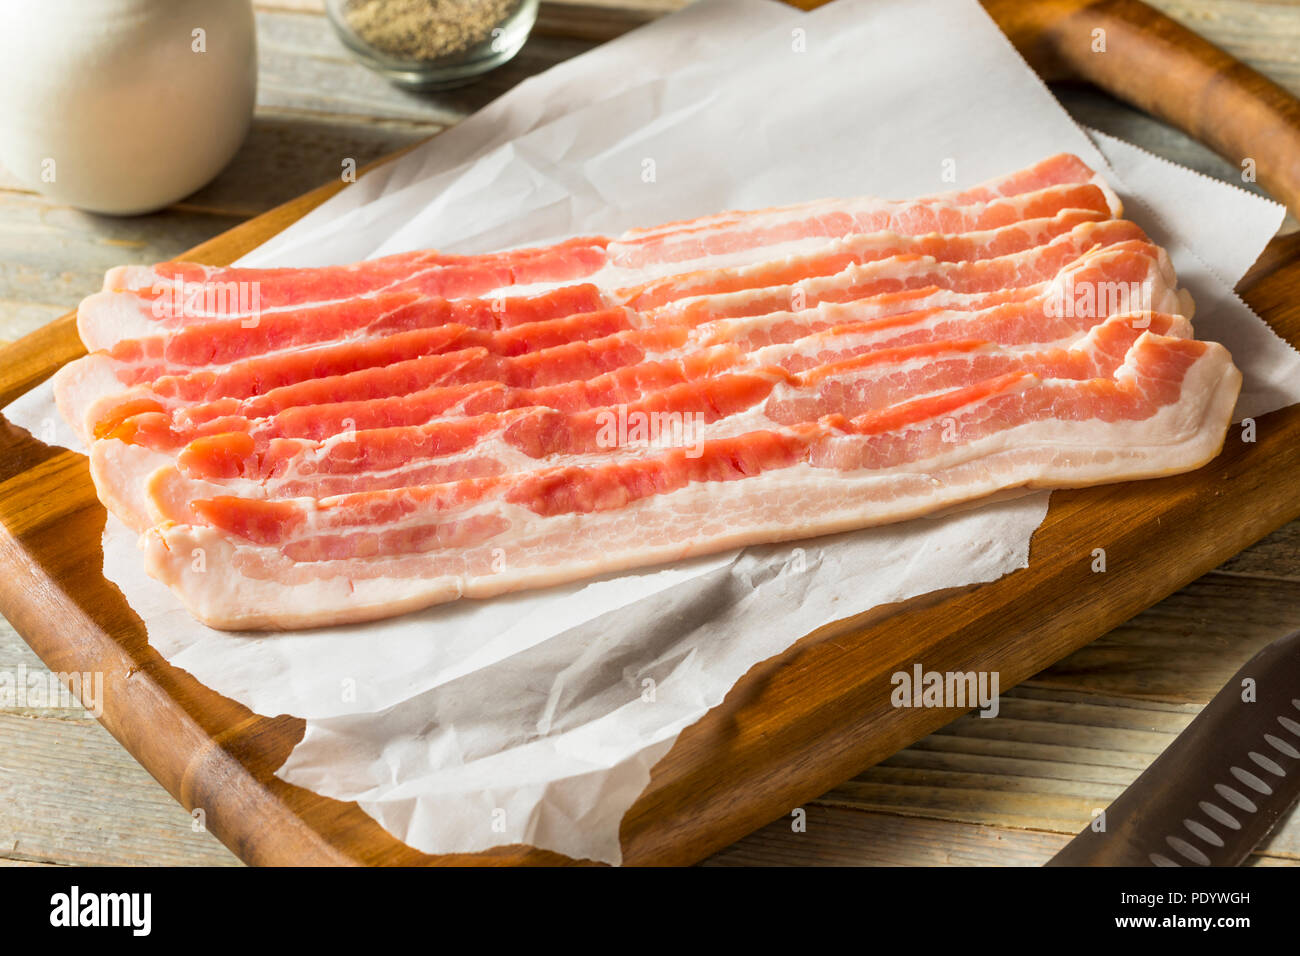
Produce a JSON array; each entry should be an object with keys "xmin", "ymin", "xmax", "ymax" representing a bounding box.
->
[{"xmin": 326, "ymin": 0, "xmax": 539, "ymax": 90}]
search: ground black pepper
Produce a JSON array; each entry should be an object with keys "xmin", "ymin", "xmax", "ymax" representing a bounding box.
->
[{"xmin": 343, "ymin": 0, "xmax": 521, "ymax": 60}]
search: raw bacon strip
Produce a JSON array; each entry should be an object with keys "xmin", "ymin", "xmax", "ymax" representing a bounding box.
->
[
  {"xmin": 158, "ymin": 312, "xmax": 1191, "ymax": 499},
  {"xmin": 78, "ymin": 237, "xmax": 611, "ymax": 353},
  {"xmin": 179, "ymin": 310, "xmax": 1190, "ymax": 482},
  {"xmin": 198, "ymin": 335, "xmax": 1223, "ymax": 533},
  {"xmin": 118, "ymin": 154, "xmax": 1106, "ymax": 295},
  {"xmin": 83, "ymin": 207, "xmax": 1100, "ymax": 368},
  {"xmin": 647, "ymin": 236, "xmax": 1177, "ymax": 324},
  {"xmin": 762, "ymin": 312, "xmax": 1193, "ymax": 426},
  {"xmin": 65, "ymin": 229, "xmax": 1157, "ymax": 443},
  {"xmin": 122, "ymin": 349, "xmax": 743, "ymax": 456},
  {"xmin": 169, "ymin": 370, "xmax": 790, "ymax": 487},
  {"xmin": 607, "ymin": 183, "xmax": 1115, "ymax": 269},
  {"xmin": 620, "ymin": 218, "xmax": 1146, "ymax": 310},
  {"xmin": 80, "ymin": 198, "xmax": 1103, "ymax": 354},
  {"xmin": 103, "ymin": 301, "xmax": 1190, "ymax": 531},
  {"xmin": 66, "ymin": 209, "xmax": 1108, "ymax": 426},
  {"xmin": 106, "ymin": 235, "xmax": 612, "ymax": 295},
  {"xmin": 86, "ymin": 155, "xmax": 1113, "ymax": 351},
  {"xmin": 140, "ymin": 332, "xmax": 1239, "ymax": 630},
  {"xmin": 692, "ymin": 245, "xmax": 1185, "ymax": 352},
  {"xmin": 82, "ymin": 177, "xmax": 1112, "ymax": 351},
  {"xmin": 122, "ymin": 310, "xmax": 1190, "ymax": 534},
  {"xmin": 77, "ymin": 281, "xmax": 607, "ymax": 354},
  {"xmin": 84, "ymin": 324, "xmax": 679, "ymax": 433},
  {"xmin": 620, "ymin": 153, "xmax": 1117, "ymax": 241},
  {"xmin": 78, "ymin": 292, "xmax": 423, "ymax": 389},
  {"xmin": 88, "ymin": 240, "xmax": 1182, "ymax": 456},
  {"xmin": 76, "ymin": 305, "xmax": 639, "ymax": 401},
  {"xmin": 95, "ymin": 299, "xmax": 1190, "ymax": 534},
  {"xmin": 67, "ymin": 311, "xmax": 655, "ymax": 443},
  {"xmin": 84, "ymin": 327, "xmax": 690, "ymax": 450}
]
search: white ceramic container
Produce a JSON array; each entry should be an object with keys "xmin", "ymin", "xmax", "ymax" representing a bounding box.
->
[{"xmin": 0, "ymin": 0, "xmax": 257, "ymax": 215}]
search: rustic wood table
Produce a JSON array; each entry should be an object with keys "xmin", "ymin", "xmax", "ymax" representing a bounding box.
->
[{"xmin": 1, "ymin": 0, "xmax": 1297, "ymax": 867}]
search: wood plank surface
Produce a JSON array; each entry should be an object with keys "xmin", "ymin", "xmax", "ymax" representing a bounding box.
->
[{"xmin": 2, "ymin": 0, "xmax": 1299, "ymax": 867}]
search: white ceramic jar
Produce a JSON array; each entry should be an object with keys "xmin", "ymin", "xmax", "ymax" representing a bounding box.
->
[{"xmin": 0, "ymin": 0, "xmax": 257, "ymax": 215}]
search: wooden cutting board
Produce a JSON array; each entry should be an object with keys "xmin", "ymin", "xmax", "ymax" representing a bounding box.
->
[{"xmin": 2, "ymin": 0, "xmax": 1299, "ymax": 866}]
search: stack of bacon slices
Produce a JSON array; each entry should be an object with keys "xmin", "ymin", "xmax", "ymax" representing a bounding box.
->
[{"xmin": 51, "ymin": 154, "xmax": 1241, "ymax": 630}]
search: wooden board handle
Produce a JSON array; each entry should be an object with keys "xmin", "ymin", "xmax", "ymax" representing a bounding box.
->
[{"xmin": 983, "ymin": 0, "xmax": 1300, "ymax": 216}]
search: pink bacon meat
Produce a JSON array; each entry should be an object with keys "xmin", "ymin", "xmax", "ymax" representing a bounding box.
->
[
  {"xmin": 79, "ymin": 237, "xmax": 610, "ymax": 351},
  {"xmin": 103, "ymin": 254, "xmax": 1187, "ymax": 534},
  {"xmin": 619, "ymin": 217, "xmax": 1144, "ymax": 310},
  {"xmin": 608, "ymin": 181, "xmax": 1116, "ymax": 270},
  {"xmin": 62, "ymin": 208, "xmax": 1110, "ymax": 440},
  {"xmin": 617, "ymin": 152, "xmax": 1116, "ymax": 243},
  {"xmin": 143, "ymin": 331, "xmax": 1238, "ymax": 630},
  {"xmin": 81, "ymin": 240, "xmax": 1188, "ymax": 533},
  {"xmin": 78, "ymin": 156, "xmax": 1115, "ymax": 351},
  {"xmin": 150, "ymin": 311, "xmax": 1192, "ymax": 502},
  {"xmin": 59, "ymin": 218, "xmax": 1153, "ymax": 444},
  {"xmin": 45, "ymin": 153, "xmax": 1239, "ymax": 631}
]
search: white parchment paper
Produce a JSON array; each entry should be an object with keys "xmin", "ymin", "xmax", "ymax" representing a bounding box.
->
[{"xmin": 5, "ymin": 0, "xmax": 1298, "ymax": 864}]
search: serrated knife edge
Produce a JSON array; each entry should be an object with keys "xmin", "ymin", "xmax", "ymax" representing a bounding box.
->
[{"xmin": 1045, "ymin": 628, "xmax": 1300, "ymax": 867}]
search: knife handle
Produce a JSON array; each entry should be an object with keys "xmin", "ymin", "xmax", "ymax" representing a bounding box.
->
[{"xmin": 1046, "ymin": 628, "xmax": 1300, "ymax": 866}]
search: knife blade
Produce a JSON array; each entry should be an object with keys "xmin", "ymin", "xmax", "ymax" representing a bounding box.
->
[{"xmin": 1045, "ymin": 627, "xmax": 1300, "ymax": 866}]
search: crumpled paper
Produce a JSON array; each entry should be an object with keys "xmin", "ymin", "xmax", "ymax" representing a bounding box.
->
[{"xmin": 4, "ymin": 0, "xmax": 1298, "ymax": 864}]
